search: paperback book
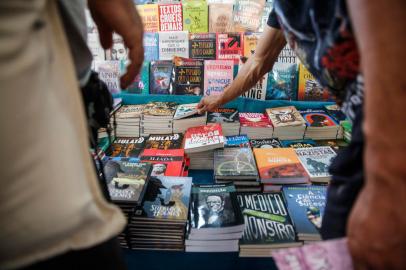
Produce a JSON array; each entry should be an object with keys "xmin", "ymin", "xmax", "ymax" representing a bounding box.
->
[
  {"xmin": 216, "ymin": 33, "xmax": 244, "ymax": 63},
  {"xmin": 184, "ymin": 124, "xmax": 225, "ymax": 153},
  {"xmin": 239, "ymin": 58, "xmax": 267, "ymax": 100},
  {"xmin": 143, "ymin": 32, "xmax": 159, "ymax": 61},
  {"xmin": 266, "ymin": 106, "xmax": 306, "ymax": 127},
  {"xmin": 182, "ymin": 0, "xmax": 208, "ymax": 33},
  {"xmin": 94, "ymin": 60, "xmax": 121, "ymax": 94},
  {"xmin": 258, "ymin": 1, "xmax": 273, "ymax": 32},
  {"xmin": 298, "ymin": 64, "xmax": 330, "ymax": 101},
  {"xmin": 125, "ymin": 61, "xmax": 149, "ymax": 94},
  {"xmin": 189, "ymin": 33, "xmax": 216, "ymax": 60},
  {"xmin": 224, "ymin": 135, "xmax": 250, "ymax": 148},
  {"xmin": 173, "ymin": 103, "xmax": 199, "ymax": 120},
  {"xmin": 140, "ymin": 149, "xmax": 185, "ymax": 177},
  {"xmin": 171, "ymin": 56, "xmax": 204, "ymax": 95},
  {"xmin": 323, "ymin": 104, "xmax": 347, "ymax": 123},
  {"xmin": 137, "ymin": 4, "xmax": 160, "ymax": 32},
  {"xmin": 249, "ymin": 138, "xmax": 282, "ymax": 149},
  {"xmin": 107, "ymin": 137, "xmax": 147, "ymax": 158},
  {"xmin": 158, "ymin": 31, "xmax": 189, "ymax": 60},
  {"xmin": 159, "ymin": 3, "xmax": 183, "ymax": 31},
  {"xmin": 243, "ymin": 32, "xmax": 261, "ymax": 57},
  {"xmin": 207, "ymin": 108, "xmax": 239, "ymax": 124},
  {"xmin": 203, "ymin": 60, "xmax": 234, "ymax": 96},
  {"xmin": 214, "ymin": 148, "xmax": 258, "ymax": 180},
  {"xmin": 281, "ymin": 139, "xmax": 317, "ymax": 149},
  {"xmin": 233, "ymin": 0, "xmax": 266, "ymax": 32},
  {"xmin": 149, "ymin": 60, "xmax": 174, "ymax": 94},
  {"xmin": 145, "ymin": 133, "xmax": 184, "ymax": 150},
  {"xmin": 295, "ymin": 147, "xmax": 337, "ymax": 183},
  {"xmin": 87, "ymin": 33, "xmax": 105, "ymax": 61},
  {"xmin": 208, "ymin": 3, "xmax": 234, "ymax": 33}
]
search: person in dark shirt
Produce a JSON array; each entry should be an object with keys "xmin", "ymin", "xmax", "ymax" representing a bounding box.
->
[{"xmin": 198, "ymin": 0, "xmax": 406, "ymax": 268}]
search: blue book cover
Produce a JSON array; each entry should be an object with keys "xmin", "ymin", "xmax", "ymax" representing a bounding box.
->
[
  {"xmin": 143, "ymin": 32, "xmax": 159, "ymax": 61},
  {"xmin": 224, "ymin": 135, "xmax": 250, "ymax": 148},
  {"xmin": 282, "ymin": 185, "xmax": 327, "ymax": 239},
  {"xmin": 281, "ymin": 139, "xmax": 317, "ymax": 148},
  {"xmin": 266, "ymin": 62, "xmax": 298, "ymax": 100}
]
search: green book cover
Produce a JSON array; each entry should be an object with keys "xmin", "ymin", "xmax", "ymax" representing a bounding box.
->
[
  {"xmin": 182, "ymin": 1, "xmax": 208, "ymax": 33},
  {"xmin": 124, "ymin": 61, "xmax": 150, "ymax": 94}
]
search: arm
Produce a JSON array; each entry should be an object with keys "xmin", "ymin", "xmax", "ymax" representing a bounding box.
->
[
  {"xmin": 346, "ymin": 0, "xmax": 406, "ymax": 268},
  {"xmin": 197, "ymin": 26, "xmax": 286, "ymax": 113}
]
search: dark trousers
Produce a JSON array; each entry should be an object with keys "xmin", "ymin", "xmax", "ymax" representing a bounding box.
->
[{"xmin": 20, "ymin": 238, "xmax": 127, "ymax": 270}]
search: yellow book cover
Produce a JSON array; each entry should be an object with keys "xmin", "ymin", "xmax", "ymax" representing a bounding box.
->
[
  {"xmin": 298, "ymin": 64, "xmax": 330, "ymax": 101},
  {"xmin": 137, "ymin": 4, "xmax": 160, "ymax": 33},
  {"xmin": 243, "ymin": 33, "xmax": 261, "ymax": 57}
]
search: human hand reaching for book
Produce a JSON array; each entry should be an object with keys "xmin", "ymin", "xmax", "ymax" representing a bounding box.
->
[
  {"xmin": 197, "ymin": 95, "xmax": 224, "ymax": 114},
  {"xmin": 88, "ymin": 0, "xmax": 144, "ymax": 89}
]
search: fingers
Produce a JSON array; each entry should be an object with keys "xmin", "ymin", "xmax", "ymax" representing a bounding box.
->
[{"xmin": 121, "ymin": 44, "xmax": 144, "ymax": 89}]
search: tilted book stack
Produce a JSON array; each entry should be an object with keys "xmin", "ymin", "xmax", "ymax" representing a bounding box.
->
[
  {"xmin": 140, "ymin": 102, "xmax": 177, "ymax": 136},
  {"xmin": 300, "ymin": 109, "xmax": 340, "ymax": 140},
  {"xmin": 173, "ymin": 103, "xmax": 207, "ymax": 133},
  {"xmin": 186, "ymin": 184, "xmax": 245, "ymax": 252},
  {"xmin": 207, "ymin": 108, "xmax": 240, "ymax": 136},
  {"xmin": 111, "ymin": 105, "xmax": 144, "ymax": 137},
  {"xmin": 239, "ymin": 113, "xmax": 274, "ymax": 139},
  {"xmin": 295, "ymin": 146, "xmax": 336, "ymax": 183},
  {"xmin": 266, "ymin": 106, "xmax": 306, "ymax": 140}
]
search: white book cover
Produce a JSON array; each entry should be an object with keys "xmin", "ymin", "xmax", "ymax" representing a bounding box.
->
[
  {"xmin": 87, "ymin": 33, "xmax": 105, "ymax": 61},
  {"xmin": 158, "ymin": 31, "xmax": 189, "ymax": 60},
  {"xmin": 239, "ymin": 60, "xmax": 267, "ymax": 100},
  {"xmin": 94, "ymin": 60, "xmax": 121, "ymax": 94},
  {"xmin": 295, "ymin": 147, "xmax": 337, "ymax": 179},
  {"xmin": 173, "ymin": 103, "xmax": 199, "ymax": 120}
]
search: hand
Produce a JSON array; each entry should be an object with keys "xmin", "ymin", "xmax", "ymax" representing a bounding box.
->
[
  {"xmin": 88, "ymin": 0, "xmax": 144, "ymax": 89},
  {"xmin": 347, "ymin": 184, "xmax": 406, "ymax": 269},
  {"xmin": 197, "ymin": 95, "xmax": 224, "ymax": 114}
]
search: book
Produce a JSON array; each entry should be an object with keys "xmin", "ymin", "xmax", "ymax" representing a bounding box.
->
[
  {"xmin": 281, "ymin": 139, "xmax": 317, "ymax": 149},
  {"xmin": 203, "ymin": 60, "xmax": 234, "ymax": 96},
  {"xmin": 189, "ymin": 33, "xmax": 216, "ymax": 60},
  {"xmin": 233, "ymin": 0, "xmax": 266, "ymax": 32},
  {"xmin": 159, "ymin": 3, "xmax": 183, "ymax": 31},
  {"xmin": 107, "ymin": 137, "xmax": 147, "ymax": 158},
  {"xmin": 239, "ymin": 58, "xmax": 267, "ymax": 100},
  {"xmin": 258, "ymin": 1, "xmax": 273, "ymax": 32},
  {"xmin": 189, "ymin": 183, "xmax": 245, "ymax": 234},
  {"xmin": 214, "ymin": 148, "xmax": 258, "ymax": 179},
  {"xmin": 142, "ymin": 101, "xmax": 178, "ymax": 118},
  {"xmin": 295, "ymin": 147, "xmax": 337, "ymax": 183},
  {"xmin": 145, "ymin": 133, "xmax": 184, "ymax": 150},
  {"xmin": 94, "ymin": 60, "xmax": 121, "ymax": 94},
  {"xmin": 300, "ymin": 109, "xmax": 339, "ymax": 128},
  {"xmin": 323, "ymin": 104, "xmax": 347, "ymax": 123},
  {"xmin": 134, "ymin": 176, "xmax": 192, "ymax": 222},
  {"xmin": 105, "ymin": 34, "xmax": 128, "ymax": 61},
  {"xmin": 243, "ymin": 32, "xmax": 261, "ymax": 57},
  {"xmin": 315, "ymin": 139, "xmax": 349, "ymax": 152},
  {"xmin": 216, "ymin": 33, "xmax": 244, "ymax": 63},
  {"xmin": 249, "ymin": 138, "xmax": 282, "ymax": 148},
  {"xmin": 298, "ymin": 64, "xmax": 330, "ymax": 101},
  {"xmin": 253, "ymin": 148, "xmax": 309, "ymax": 184},
  {"xmin": 282, "ymin": 185, "xmax": 327, "ymax": 241},
  {"xmin": 149, "ymin": 60, "xmax": 173, "ymax": 94},
  {"xmin": 184, "ymin": 124, "xmax": 225, "ymax": 153},
  {"xmin": 143, "ymin": 32, "xmax": 159, "ymax": 61},
  {"xmin": 224, "ymin": 135, "xmax": 250, "ymax": 148},
  {"xmin": 237, "ymin": 192, "xmax": 300, "ymax": 252},
  {"xmin": 173, "ymin": 103, "xmax": 199, "ymax": 120},
  {"xmin": 140, "ymin": 149, "xmax": 185, "ymax": 177},
  {"xmin": 266, "ymin": 106, "xmax": 306, "ymax": 127},
  {"xmin": 182, "ymin": 0, "xmax": 208, "ymax": 33},
  {"xmin": 137, "ymin": 4, "xmax": 160, "ymax": 32},
  {"xmin": 208, "ymin": 3, "xmax": 234, "ymax": 33},
  {"xmin": 207, "ymin": 108, "xmax": 239, "ymax": 124},
  {"xmin": 158, "ymin": 31, "xmax": 189, "ymax": 60},
  {"xmin": 104, "ymin": 160, "xmax": 151, "ymax": 204},
  {"xmin": 171, "ymin": 56, "xmax": 204, "ymax": 95},
  {"xmin": 87, "ymin": 32, "xmax": 105, "ymax": 61},
  {"xmin": 125, "ymin": 61, "xmax": 149, "ymax": 94},
  {"xmin": 239, "ymin": 113, "xmax": 273, "ymax": 128}
]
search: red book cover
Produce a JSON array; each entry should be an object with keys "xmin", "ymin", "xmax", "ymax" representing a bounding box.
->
[
  {"xmin": 239, "ymin": 112, "xmax": 273, "ymax": 128},
  {"xmin": 184, "ymin": 124, "xmax": 225, "ymax": 152},
  {"xmin": 216, "ymin": 33, "xmax": 244, "ymax": 63},
  {"xmin": 159, "ymin": 3, "xmax": 183, "ymax": 32},
  {"xmin": 140, "ymin": 149, "xmax": 185, "ymax": 177}
]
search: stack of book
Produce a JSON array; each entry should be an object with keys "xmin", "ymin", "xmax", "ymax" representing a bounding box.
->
[
  {"xmin": 253, "ymin": 148, "xmax": 309, "ymax": 192},
  {"xmin": 106, "ymin": 137, "xmax": 146, "ymax": 159},
  {"xmin": 184, "ymin": 124, "xmax": 225, "ymax": 170},
  {"xmin": 282, "ymin": 185, "xmax": 327, "ymax": 242},
  {"xmin": 186, "ymin": 184, "xmax": 245, "ymax": 252},
  {"xmin": 281, "ymin": 139, "xmax": 317, "ymax": 148},
  {"xmin": 140, "ymin": 149, "xmax": 186, "ymax": 177},
  {"xmin": 266, "ymin": 106, "xmax": 306, "ymax": 140},
  {"xmin": 140, "ymin": 102, "xmax": 177, "ymax": 136},
  {"xmin": 250, "ymin": 138, "xmax": 283, "ymax": 149},
  {"xmin": 144, "ymin": 133, "xmax": 184, "ymax": 150},
  {"xmin": 239, "ymin": 113, "xmax": 274, "ymax": 139},
  {"xmin": 103, "ymin": 159, "xmax": 152, "ymax": 248},
  {"xmin": 214, "ymin": 147, "xmax": 260, "ymax": 192},
  {"xmin": 129, "ymin": 176, "xmax": 193, "ymax": 250},
  {"xmin": 173, "ymin": 103, "xmax": 207, "ymax": 133},
  {"xmin": 295, "ymin": 146, "xmax": 336, "ymax": 183},
  {"xmin": 300, "ymin": 109, "xmax": 340, "ymax": 140},
  {"xmin": 224, "ymin": 135, "xmax": 250, "ymax": 148},
  {"xmin": 112, "ymin": 105, "xmax": 144, "ymax": 137},
  {"xmin": 207, "ymin": 108, "xmax": 240, "ymax": 136},
  {"xmin": 238, "ymin": 192, "xmax": 302, "ymax": 257}
]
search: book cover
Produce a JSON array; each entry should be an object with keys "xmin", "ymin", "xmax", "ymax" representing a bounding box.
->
[
  {"xmin": 315, "ymin": 139, "xmax": 349, "ymax": 152},
  {"xmin": 214, "ymin": 148, "xmax": 258, "ymax": 178},
  {"xmin": 298, "ymin": 64, "xmax": 330, "ymax": 101},
  {"xmin": 216, "ymin": 33, "xmax": 244, "ymax": 63},
  {"xmin": 143, "ymin": 32, "xmax": 159, "ymax": 61},
  {"xmin": 106, "ymin": 34, "xmax": 128, "ymax": 61},
  {"xmin": 158, "ymin": 31, "xmax": 189, "ymax": 60},
  {"xmin": 207, "ymin": 108, "xmax": 239, "ymax": 124},
  {"xmin": 125, "ymin": 61, "xmax": 149, "ymax": 94},
  {"xmin": 224, "ymin": 135, "xmax": 250, "ymax": 148},
  {"xmin": 182, "ymin": 0, "xmax": 208, "ymax": 33},
  {"xmin": 323, "ymin": 104, "xmax": 347, "ymax": 123},
  {"xmin": 281, "ymin": 139, "xmax": 317, "ymax": 149},
  {"xmin": 258, "ymin": 1, "xmax": 273, "ymax": 32},
  {"xmin": 300, "ymin": 109, "xmax": 338, "ymax": 127},
  {"xmin": 243, "ymin": 32, "xmax": 261, "ymax": 57},
  {"xmin": 104, "ymin": 160, "xmax": 151, "ymax": 204},
  {"xmin": 171, "ymin": 56, "xmax": 204, "ymax": 95},
  {"xmin": 149, "ymin": 60, "xmax": 173, "ymax": 94},
  {"xmin": 203, "ymin": 60, "xmax": 234, "ymax": 96},
  {"xmin": 94, "ymin": 60, "xmax": 121, "ymax": 94},
  {"xmin": 87, "ymin": 32, "xmax": 105, "ymax": 61},
  {"xmin": 233, "ymin": 0, "xmax": 266, "ymax": 32},
  {"xmin": 189, "ymin": 33, "xmax": 216, "ymax": 60},
  {"xmin": 190, "ymin": 183, "xmax": 244, "ymax": 229},
  {"xmin": 107, "ymin": 137, "xmax": 147, "ymax": 157},
  {"xmin": 266, "ymin": 106, "xmax": 306, "ymax": 127},
  {"xmin": 145, "ymin": 133, "xmax": 184, "ymax": 150},
  {"xmin": 249, "ymin": 138, "xmax": 282, "ymax": 149},
  {"xmin": 239, "ymin": 113, "xmax": 273, "ymax": 128},
  {"xmin": 237, "ymin": 192, "xmax": 297, "ymax": 245},
  {"xmin": 115, "ymin": 104, "xmax": 145, "ymax": 118},
  {"xmin": 159, "ymin": 3, "xmax": 183, "ymax": 31},
  {"xmin": 295, "ymin": 147, "xmax": 337, "ymax": 179},
  {"xmin": 184, "ymin": 124, "xmax": 224, "ymax": 151},
  {"xmin": 208, "ymin": 3, "xmax": 234, "ymax": 33},
  {"xmin": 137, "ymin": 4, "xmax": 160, "ymax": 32},
  {"xmin": 140, "ymin": 149, "xmax": 185, "ymax": 177},
  {"xmin": 142, "ymin": 101, "xmax": 178, "ymax": 117},
  {"xmin": 134, "ymin": 176, "xmax": 192, "ymax": 222},
  {"xmin": 173, "ymin": 103, "xmax": 199, "ymax": 120},
  {"xmin": 239, "ymin": 58, "xmax": 267, "ymax": 100},
  {"xmin": 273, "ymin": 238, "xmax": 353, "ymax": 270},
  {"xmin": 282, "ymin": 185, "xmax": 327, "ymax": 238},
  {"xmin": 253, "ymin": 148, "xmax": 308, "ymax": 182}
]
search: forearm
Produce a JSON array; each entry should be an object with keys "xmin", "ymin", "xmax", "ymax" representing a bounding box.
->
[{"xmin": 219, "ymin": 27, "xmax": 286, "ymax": 105}]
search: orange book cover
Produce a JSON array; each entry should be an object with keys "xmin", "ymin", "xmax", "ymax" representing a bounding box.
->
[
  {"xmin": 297, "ymin": 64, "xmax": 330, "ymax": 101},
  {"xmin": 253, "ymin": 148, "xmax": 308, "ymax": 184},
  {"xmin": 137, "ymin": 4, "xmax": 160, "ymax": 33}
]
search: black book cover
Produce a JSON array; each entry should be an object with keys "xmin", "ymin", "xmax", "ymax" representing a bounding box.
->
[
  {"xmin": 145, "ymin": 133, "xmax": 184, "ymax": 150},
  {"xmin": 149, "ymin": 61, "xmax": 173, "ymax": 94},
  {"xmin": 214, "ymin": 148, "xmax": 258, "ymax": 178},
  {"xmin": 249, "ymin": 138, "xmax": 282, "ymax": 149},
  {"xmin": 107, "ymin": 137, "xmax": 146, "ymax": 157},
  {"xmin": 189, "ymin": 33, "xmax": 216, "ymax": 60},
  {"xmin": 171, "ymin": 57, "xmax": 204, "ymax": 95},
  {"xmin": 207, "ymin": 108, "xmax": 239, "ymax": 123}
]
